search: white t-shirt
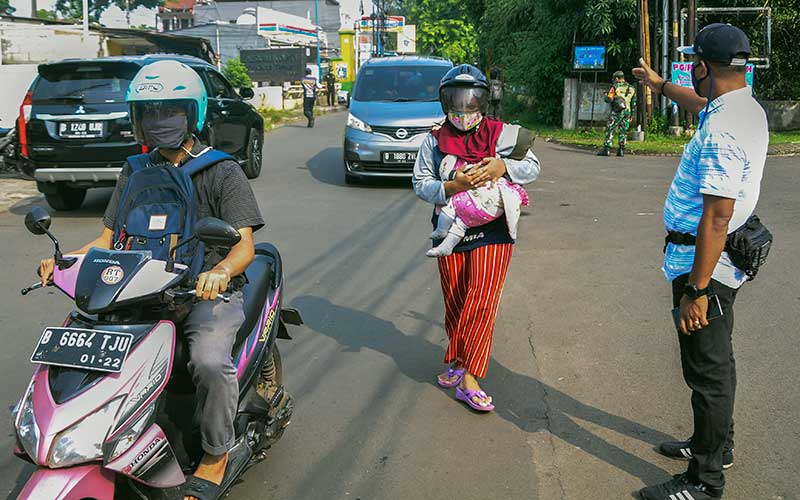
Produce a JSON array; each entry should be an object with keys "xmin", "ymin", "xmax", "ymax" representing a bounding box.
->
[{"xmin": 662, "ymin": 86, "xmax": 769, "ymax": 289}]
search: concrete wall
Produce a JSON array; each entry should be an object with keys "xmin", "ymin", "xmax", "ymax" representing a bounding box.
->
[
  {"xmin": 0, "ymin": 64, "xmax": 38, "ymax": 126},
  {"xmin": 251, "ymin": 86, "xmax": 283, "ymax": 109},
  {"xmin": 1, "ymin": 23, "xmax": 105, "ymax": 65},
  {"xmin": 762, "ymin": 101, "xmax": 800, "ymax": 131},
  {"xmin": 563, "ymin": 78, "xmax": 613, "ymax": 129},
  {"xmin": 171, "ymin": 24, "xmax": 269, "ymax": 65}
]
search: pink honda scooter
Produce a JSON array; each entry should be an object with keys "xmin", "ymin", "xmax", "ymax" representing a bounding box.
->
[{"xmin": 12, "ymin": 207, "xmax": 302, "ymax": 499}]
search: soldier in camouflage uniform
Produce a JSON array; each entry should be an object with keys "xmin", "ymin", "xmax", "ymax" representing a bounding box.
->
[{"xmin": 598, "ymin": 70, "xmax": 636, "ymax": 157}]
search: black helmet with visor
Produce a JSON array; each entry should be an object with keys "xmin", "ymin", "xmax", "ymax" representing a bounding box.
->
[{"xmin": 439, "ymin": 64, "xmax": 490, "ymax": 115}]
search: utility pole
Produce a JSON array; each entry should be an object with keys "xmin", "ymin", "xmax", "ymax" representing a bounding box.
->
[
  {"xmin": 315, "ymin": 0, "xmax": 321, "ymax": 78},
  {"xmin": 661, "ymin": 0, "xmax": 669, "ymax": 115},
  {"xmin": 642, "ymin": 0, "xmax": 652, "ymax": 118},
  {"xmin": 82, "ymin": 0, "xmax": 89, "ymax": 41},
  {"xmin": 670, "ymin": 0, "xmax": 680, "ymax": 128},
  {"xmin": 687, "ymin": 0, "xmax": 696, "ymax": 45},
  {"xmin": 31, "ymin": 0, "xmax": 37, "ymax": 18}
]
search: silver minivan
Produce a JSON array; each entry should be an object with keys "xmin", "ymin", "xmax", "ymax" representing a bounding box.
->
[{"xmin": 343, "ymin": 56, "xmax": 452, "ymax": 183}]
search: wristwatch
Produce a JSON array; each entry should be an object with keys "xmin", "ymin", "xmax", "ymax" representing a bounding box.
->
[{"xmin": 683, "ymin": 283, "xmax": 709, "ymax": 299}]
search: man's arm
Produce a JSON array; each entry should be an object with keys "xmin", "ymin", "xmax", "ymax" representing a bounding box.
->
[
  {"xmin": 633, "ymin": 58, "xmax": 707, "ymax": 115},
  {"xmin": 195, "ymin": 227, "xmax": 254, "ymax": 301},
  {"xmin": 679, "ymin": 195, "xmax": 735, "ymax": 334}
]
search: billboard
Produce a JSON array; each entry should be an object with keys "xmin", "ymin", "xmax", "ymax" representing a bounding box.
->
[
  {"xmin": 573, "ymin": 46, "xmax": 607, "ymax": 71},
  {"xmin": 240, "ymin": 48, "xmax": 305, "ymax": 82},
  {"xmin": 671, "ymin": 61, "xmax": 754, "ymax": 89}
]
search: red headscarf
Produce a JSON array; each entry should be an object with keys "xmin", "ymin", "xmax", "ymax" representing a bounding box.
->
[{"xmin": 432, "ymin": 117, "xmax": 504, "ymax": 164}]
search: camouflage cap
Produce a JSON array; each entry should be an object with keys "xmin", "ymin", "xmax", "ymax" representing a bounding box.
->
[{"xmin": 613, "ymin": 70, "xmax": 625, "ymax": 79}]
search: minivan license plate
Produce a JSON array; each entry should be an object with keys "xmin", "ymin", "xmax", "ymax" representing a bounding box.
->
[
  {"xmin": 58, "ymin": 121, "xmax": 104, "ymax": 139},
  {"xmin": 31, "ymin": 327, "xmax": 133, "ymax": 373},
  {"xmin": 382, "ymin": 151, "xmax": 417, "ymax": 164}
]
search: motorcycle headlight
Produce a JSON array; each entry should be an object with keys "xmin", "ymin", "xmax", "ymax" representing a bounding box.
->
[
  {"xmin": 15, "ymin": 381, "xmax": 39, "ymax": 461},
  {"xmin": 346, "ymin": 113, "xmax": 372, "ymax": 133},
  {"xmin": 48, "ymin": 397, "xmax": 123, "ymax": 468}
]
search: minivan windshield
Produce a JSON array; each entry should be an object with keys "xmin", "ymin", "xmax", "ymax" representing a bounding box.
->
[
  {"xmin": 353, "ymin": 65, "xmax": 449, "ymax": 102},
  {"xmin": 33, "ymin": 63, "xmax": 139, "ymax": 104}
]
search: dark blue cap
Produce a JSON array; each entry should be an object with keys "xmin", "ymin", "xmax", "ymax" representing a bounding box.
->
[{"xmin": 678, "ymin": 23, "xmax": 751, "ymax": 66}]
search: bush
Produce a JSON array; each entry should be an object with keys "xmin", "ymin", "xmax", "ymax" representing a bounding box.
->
[{"xmin": 223, "ymin": 58, "xmax": 252, "ymax": 90}]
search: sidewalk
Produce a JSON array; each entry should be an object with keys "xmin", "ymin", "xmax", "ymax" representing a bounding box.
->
[{"xmin": 0, "ymin": 177, "xmax": 39, "ymax": 213}]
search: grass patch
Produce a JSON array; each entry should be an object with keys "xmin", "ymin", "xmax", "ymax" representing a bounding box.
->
[{"xmin": 258, "ymin": 108, "xmax": 298, "ymax": 131}]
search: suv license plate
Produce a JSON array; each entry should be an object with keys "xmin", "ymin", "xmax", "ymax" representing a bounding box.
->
[
  {"xmin": 31, "ymin": 327, "xmax": 133, "ymax": 373},
  {"xmin": 382, "ymin": 151, "xmax": 417, "ymax": 164},
  {"xmin": 58, "ymin": 121, "xmax": 104, "ymax": 139}
]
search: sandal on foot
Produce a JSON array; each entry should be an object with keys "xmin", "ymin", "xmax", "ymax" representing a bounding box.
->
[
  {"xmin": 437, "ymin": 367, "xmax": 465, "ymax": 388},
  {"xmin": 183, "ymin": 475, "xmax": 222, "ymax": 500},
  {"xmin": 456, "ymin": 387, "xmax": 495, "ymax": 412}
]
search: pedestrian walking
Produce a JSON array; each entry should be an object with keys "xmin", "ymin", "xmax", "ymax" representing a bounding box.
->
[
  {"xmin": 413, "ymin": 64, "xmax": 540, "ymax": 412},
  {"xmin": 301, "ymin": 68, "xmax": 319, "ymax": 128},
  {"xmin": 597, "ymin": 70, "xmax": 636, "ymax": 157},
  {"xmin": 633, "ymin": 23, "xmax": 771, "ymax": 500},
  {"xmin": 325, "ymin": 70, "xmax": 337, "ymax": 107},
  {"xmin": 488, "ymin": 68, "xmax": 503, "ymax": 118}
]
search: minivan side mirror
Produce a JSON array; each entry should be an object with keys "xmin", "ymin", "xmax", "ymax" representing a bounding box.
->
[
  {"xmin": 239, "ymin": 87, "xmax": 255, "ymax": 99},
  {"xmin": 195, "ymin": 217, "xmax": 241, "ymax": 248}
]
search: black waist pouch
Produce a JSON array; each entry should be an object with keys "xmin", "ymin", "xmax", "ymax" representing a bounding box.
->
[
  {"xmin": 725, "ymin": 214, "xmax": 773, "ymax": 280},
  {"xmin": 665, "ymin": 214, "xmax": 773, "ymax": 281}
]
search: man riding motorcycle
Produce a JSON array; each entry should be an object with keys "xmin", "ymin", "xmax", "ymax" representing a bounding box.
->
[{"xmin": 37, "ymin": 59, "xmax": 264, "ymax": 500}]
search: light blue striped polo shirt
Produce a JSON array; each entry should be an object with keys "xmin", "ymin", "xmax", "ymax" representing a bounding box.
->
[{"xmin": 663, "ymin": 86, "xmax": 768, "ymax": 289}]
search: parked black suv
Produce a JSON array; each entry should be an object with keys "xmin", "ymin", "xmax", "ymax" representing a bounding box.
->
[{"xmin": 18, "ymin": 54, "xmax": 264, "ymax": 210}]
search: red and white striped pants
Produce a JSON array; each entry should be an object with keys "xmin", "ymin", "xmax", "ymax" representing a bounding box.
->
[{"xmin": 437, "ymin": 243, "xmax": 513, "ymax": 378}]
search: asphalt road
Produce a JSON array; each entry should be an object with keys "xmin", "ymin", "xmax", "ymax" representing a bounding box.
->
[{"xmin": 0, "ymin": 113, "xmax": 797, "ymax": 500}]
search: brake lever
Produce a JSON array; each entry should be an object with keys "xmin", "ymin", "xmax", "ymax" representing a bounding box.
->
[{"xmin": 168, "ymin": 289, "xmax": 231, "ymax": 303}]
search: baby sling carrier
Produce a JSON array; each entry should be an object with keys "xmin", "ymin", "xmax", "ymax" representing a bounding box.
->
[{"xmin": 111, "ymin": 148, "xmax": 235, "ymax": 277}]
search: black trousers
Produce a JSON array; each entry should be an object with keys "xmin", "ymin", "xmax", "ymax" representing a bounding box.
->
[
  {"xmin": 671, "ymin": 273, "xmax": 739, "ymax": 490},
  {"xmin": 303, "ymin": 97, "xmax": 315, "ymax": 125},
  {"xmin": 327, "ymin": 88, "xmax": 335, "ymax": 106}
]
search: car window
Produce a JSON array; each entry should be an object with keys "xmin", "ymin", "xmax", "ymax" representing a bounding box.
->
[
  {"xmin": 353, "ymin": 65, "xmax": 449, "ymax": 102},
  {"xmin": 204, "ymin": 70, "xmax": 236, "ymax": 99},
  {"xmin": 33, "ymin": 63, "xmax": 139, "ymax": 104}
]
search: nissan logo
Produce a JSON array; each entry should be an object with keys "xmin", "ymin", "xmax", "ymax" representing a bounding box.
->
[{"xmin": 395, "ymin": 128, "xmax": 408, "ymax": 139}]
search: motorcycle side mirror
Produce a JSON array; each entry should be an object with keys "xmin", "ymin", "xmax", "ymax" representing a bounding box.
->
[
  {"xmin": 24, "ymin": 207, "xmax": 51, "ymax": 235},
  {"xmin": 195, "ymin": 217, "xmax": 241, "ymax": 248}
]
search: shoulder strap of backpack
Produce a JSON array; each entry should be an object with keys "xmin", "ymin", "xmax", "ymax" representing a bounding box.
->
[
  {"xmin": 126, "ymin": 153, "xmax": 152, "ymax": 173},
  {"xmin": 182, "ymin": 149, "xmax": 236, "ymax": 177}
]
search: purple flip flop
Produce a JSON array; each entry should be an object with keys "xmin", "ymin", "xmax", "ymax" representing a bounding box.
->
[
  {"xmin": 437, "ymin": 367, "xmax": 465, "ymax": 388},
  {"xmin": 456, "ymin": 386, "xmax": 495, "ymax": 412}
]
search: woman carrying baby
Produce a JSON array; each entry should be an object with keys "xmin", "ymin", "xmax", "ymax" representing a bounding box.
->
[{"xmin": 412, "ymin": 64, "xmax": 541, "ymax": 412}]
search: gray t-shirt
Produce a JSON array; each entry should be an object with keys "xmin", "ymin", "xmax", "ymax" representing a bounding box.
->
[{"xmin": 103, "ymin": 141, "xmax": 264, "ymax": 285}]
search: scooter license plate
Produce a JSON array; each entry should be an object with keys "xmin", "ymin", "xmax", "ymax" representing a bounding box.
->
[{"xmin": 30, "ymin": 327, "xmax": 133, "ymax": 373}]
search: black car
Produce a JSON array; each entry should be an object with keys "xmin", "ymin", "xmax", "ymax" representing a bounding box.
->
[{"xmin": 17, "ymin": 54, "xmax": 264, "ymax": 211}]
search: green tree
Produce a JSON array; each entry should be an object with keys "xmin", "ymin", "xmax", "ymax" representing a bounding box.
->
[
  {"xmin": 35, "ymin": 9, "xmax": 57, "ymax": 20},
  {"xmin": 223, "ymin": 58, "xmax": 253, "ymax": 90},
  {"xmin": 403, "ymin": 0, "xmax": 481, "ymax": 64}
]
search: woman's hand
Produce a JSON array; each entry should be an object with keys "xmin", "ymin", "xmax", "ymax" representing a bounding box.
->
[
  {"xmin": 195, "ymin": 267, "xmax": 231, "ymax": 301},
  {"xmin": 445, "ymin": 171, "xmax": 477, "ymax": 196},
  {"xmin": 467, "ymin": 158, "xmax": 507, "ymax": 186},
  {"xmin": 39, "ymin": 258, "xmax": 55, "ymax": 287}
]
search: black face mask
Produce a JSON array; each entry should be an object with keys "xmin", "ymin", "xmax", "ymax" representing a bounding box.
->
[
  {"xmin": 691, "ymin": 62, "xmax": 709, "ymax": 97},
  {"xmin": 141, "ymin": 114, "xmax": 188, "ymax": 150}
]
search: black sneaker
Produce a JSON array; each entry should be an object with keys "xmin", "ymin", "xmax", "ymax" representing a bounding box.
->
[
  {"xmin": 659, "ymin": 440, "xmax": 734, "ymax": 470},
  {"xmin": 596, "ymin": 147, "xmax": 611, "ymax": 156},
  {"xmin": 639, "ymin": 473, "xmax": 723, "ymax": 500}
]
